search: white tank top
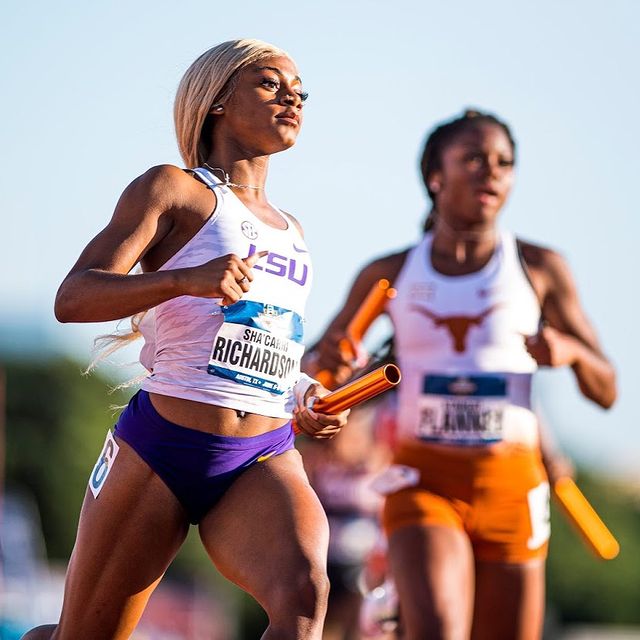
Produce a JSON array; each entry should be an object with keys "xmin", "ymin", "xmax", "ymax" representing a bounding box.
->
[
  {"xmin": 139, "ymin": 167, "xmax": 313, "ymax": 418},
  {"xmin": 388, "ymin": 230, "xmax": 541, "ymax": 446}
]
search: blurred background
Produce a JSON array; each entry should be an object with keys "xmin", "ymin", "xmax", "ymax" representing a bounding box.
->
[{"xmin": 1, "ymin": 1, "xmax": 639, "ymax": 638}]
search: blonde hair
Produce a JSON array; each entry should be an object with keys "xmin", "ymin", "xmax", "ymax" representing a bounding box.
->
[
  {"xmin": 89, "ymin": 40, "xmax": 292, "ymax": 377},
  {"xmin": 174, "ymin": 38, "xmax": 290, "ymax": 168},
  {"xmin": 85, "ymin": 311, "xmax": 148, "ymax": 381}
]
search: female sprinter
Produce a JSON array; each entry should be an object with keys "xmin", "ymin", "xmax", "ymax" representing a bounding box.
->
[
  {"xmin": 312, "ymin": 110, "xmax": 616, "ymax": 640},
  {"xmin": 21, "ymin": 38, "xmax": 348, "ymax": 640}
]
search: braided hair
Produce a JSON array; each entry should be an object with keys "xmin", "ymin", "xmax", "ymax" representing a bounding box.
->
[{"xmin": 420, "ymin": 109, "xmax": 516, "ymax": 232}]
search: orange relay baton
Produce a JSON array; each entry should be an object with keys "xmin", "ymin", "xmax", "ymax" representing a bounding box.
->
[
  {"xmin": 294, "ymin": 364, "xmax": 401, "ymax": 435},
  {"xmin": 348, "ymin": 278, "xmax": 397, "ymax": 343},
  {"xmin": 553, "ymin": 476, "xmax": 620, "ymax": 560},
  {"xmin": 317, "ymin": 279, "xmax": 397, "ymax": 389}
]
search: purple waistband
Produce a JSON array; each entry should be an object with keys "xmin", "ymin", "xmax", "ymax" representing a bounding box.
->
[{"xmin": 113, "ymin": 390, "xmax": 295, "ymax": 522}]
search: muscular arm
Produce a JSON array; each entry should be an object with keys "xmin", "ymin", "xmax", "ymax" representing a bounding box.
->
[
  {"xmin": 56, "ymin": 165, "xmax": 193, "ymax": 321},
  {"xmin": 520, "ymin": 241, "xmax": 617, "ymax": 409},
  {"xmin": 55, "ymin": 165, "xmax": 257, "ymax": 322}
]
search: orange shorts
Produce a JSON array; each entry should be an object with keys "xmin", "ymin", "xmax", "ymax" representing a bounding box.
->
[{"xmin": 382, "ymin": 442, "xmax": 550, "ymax": 563}]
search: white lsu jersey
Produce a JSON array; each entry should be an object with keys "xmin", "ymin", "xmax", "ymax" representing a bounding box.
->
[{"xmin": 139, "ymin": 167, "xmax": 313, "ymax": 418}]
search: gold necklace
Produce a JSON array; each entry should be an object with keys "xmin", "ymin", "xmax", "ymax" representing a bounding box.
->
[{"xmin": 203, "ymin": 163, "xmax": 264, "ymax": 190}]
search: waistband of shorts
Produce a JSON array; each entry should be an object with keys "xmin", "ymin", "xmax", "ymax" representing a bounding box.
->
[
  {"xmin": 392, "ymin": 440, "xmax": 543, "ymax": 474},
  {"xmin": 124, "ymin": 389, "xmax": 293, "ymax": 449}
]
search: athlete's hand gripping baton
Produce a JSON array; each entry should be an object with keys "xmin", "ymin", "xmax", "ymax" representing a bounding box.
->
[
  {"xmin": 553, "ymin": 477, "xmax": 620, "ymax": 560},
  {"xmin": 317, "ymin": 279, "xmax": 397, "ymax": 389},
  {"xmin": 294, "ymin": 364, "xmax": 402, "ymax": 435}
]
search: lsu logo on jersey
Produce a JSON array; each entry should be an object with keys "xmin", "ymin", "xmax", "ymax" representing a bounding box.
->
[{"xmin": 247, "ymin": 243, "xmax": 310, "ymax": 287}]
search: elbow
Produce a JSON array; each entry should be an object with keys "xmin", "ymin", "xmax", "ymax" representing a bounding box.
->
[
  {"xmin": 595, "ymin": 368, "xmax": 618, "ymax": 410},
  {"xmin": 601, "ymin": 396, "xmax": 616, "ymax": 410},
  {"xmin": 599, "ymin": 393, "xmax": 616, "ymax": 410},
  {"xmin": 600, "ymin": 376, "xmax": 618, "ymax": 410},
  {"xmin": 54, "ymin": 285, "xmax": 80, "ymax": 323},
  {"xmin": 575, "ymin": 357, "xmax": 617, "ymax": 410},
  {"xmin": 584, "ymin": 386, "xmax": 616, "ymax": 410},
  {"xmin": 54, "ymin": 297, "xmax": 72, "ymax": 323}
]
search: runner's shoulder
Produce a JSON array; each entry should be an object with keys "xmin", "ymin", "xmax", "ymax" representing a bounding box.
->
[
  {"xmin": 517, "ymin": 237, "xmax": 568, "ymax": 277},
  {"xmin": 360, "ymin": 248, "xmax": 412, "ymax": 285}
]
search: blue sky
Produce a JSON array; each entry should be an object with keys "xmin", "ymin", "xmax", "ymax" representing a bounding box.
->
[{"xmin": 1, "ymin": 0, "xmax": 638, "ymax": 476}]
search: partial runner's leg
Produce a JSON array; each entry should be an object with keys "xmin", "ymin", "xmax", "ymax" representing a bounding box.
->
[
  {"xmin": 388, "ymin": 525, "xmax": 475, "ymax": 640},
  {"xmin": 23, "ymin": 437, "xmax": 189, "ymax": 640},
  {"xmin": 471, "ymin": 559, "xmax": 545, "ymax": 640},
  {"xmin": 199, "ymin": 449, "xmax": 330, "ymax": 640}
]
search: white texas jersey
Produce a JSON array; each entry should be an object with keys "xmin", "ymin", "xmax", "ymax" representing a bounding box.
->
[
  {"xmin": 140, "ymin": 167, "xmax": 313, "ymax": 418},
  {"xmin": 387, "ymin": 230, "xmax": 541, "ymax": 446}
]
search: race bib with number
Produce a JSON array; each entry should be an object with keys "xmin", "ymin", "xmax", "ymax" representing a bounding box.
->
[
  {"xmin": 89, "ymin": 430, "xmax": 120, "ymax": 498},
  {"xmin": 416, "ymin": 374, "xmax": 507, "ymax": 445},
  {"xmin": 207, "ymin": 300, "xmax": 305, "ymax": 395},
  {"xmin": 526, "ymin": 481, "xmax": 551, "ymax": 549}
]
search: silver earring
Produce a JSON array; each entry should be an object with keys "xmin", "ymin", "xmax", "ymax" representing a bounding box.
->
[{"xmin": 211, "ymin": 104, "xmax": 224, "ymax": 113}]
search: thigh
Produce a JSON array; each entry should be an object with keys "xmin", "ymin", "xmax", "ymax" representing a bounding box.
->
[
  {"xmin": 472, "ymin": 559, "xmax": 545, "ymax": 640},
  {"xmin": 54, "ymin": 436, "xmax": 190, "ymax": 640},
  {"xmin": 387, "ymin": 525, "xmax": 474, "ymax": 640},
  {"xmin": 198, "ymin": 448, "xmax": 329, "ymax": 607}
]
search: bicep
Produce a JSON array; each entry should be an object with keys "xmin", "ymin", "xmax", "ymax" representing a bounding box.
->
[{"xmin": 63, "ymin": 169, "xmax": 176, "ymax": 279}]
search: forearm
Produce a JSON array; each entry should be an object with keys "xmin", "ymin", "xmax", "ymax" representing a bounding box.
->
[
  {"xmin": 571, "ymin": 340, "xmax": 617, "ymax": 409},
  {"xmin": 55, "ymin": 268, "xmax": 190, "ymax": 322}
]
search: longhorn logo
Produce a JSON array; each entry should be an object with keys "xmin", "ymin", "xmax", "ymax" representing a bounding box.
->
[{"xmin": 411, "ymin": 304, "xmax": 501, "ymax": 352}]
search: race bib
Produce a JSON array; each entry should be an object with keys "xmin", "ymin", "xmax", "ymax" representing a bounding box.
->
[
  {"xmin": 416, "ymin": 374, "xmax": 507, "ymax": 445},
  {"xmin": 527, "ymin": 481, "xmax": 551, "ymax": 549},
  {"xmin": 208, "ymin": 300, "xmax": 304, "ymax": 395},
  {"xmin": 89, "ymin": 430, "xmax": 119, "ymax": 498}
]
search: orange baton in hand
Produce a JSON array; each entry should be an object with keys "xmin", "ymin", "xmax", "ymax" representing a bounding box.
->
[
  {"xmin": 318, "ymin": 279, "xmax": 397, "ymax": 389},
  {"xmin": 294, "ymin": 364, "xmax": 401, "ymax": 435},
  {"xmin": 553, "ymin": 477, "xmax": 620, "ymax": 560},
  {"xmin": 347, "ymin": 279, "xmax": 397, "ymax": 343},
  {"xmin": 314, "ymin": 363, "xmax": 401, "ymax": 413}
]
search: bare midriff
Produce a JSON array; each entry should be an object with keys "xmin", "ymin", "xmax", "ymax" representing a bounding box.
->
[{"xmin": 149, "ymin": 392, "xmax": 289, "ymax": 437}]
